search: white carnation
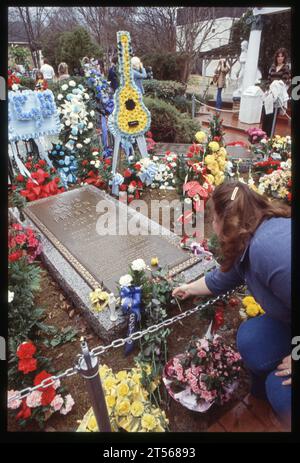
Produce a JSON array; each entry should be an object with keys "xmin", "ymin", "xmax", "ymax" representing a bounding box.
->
[
  {"xmin": 76, "ymin": 143, "xmax": 83, "ymax": 149},
  {"xmin": 61, "ymin": 84, "xmax": 68, "ymax": 91},
  {"xmin": 119, "ymin": 274, "xmax": 133, "ymax": 287},
  {"xmin": 131, "ymin": 259, "xmax": 146, "ymax": 272},
  {"xmin": 57, "ymin": 94, "xmax": 64, "ymax": 100},
  {"xmin": 69, "ymin": 80, "xmax": 76, "ymax": 87}
]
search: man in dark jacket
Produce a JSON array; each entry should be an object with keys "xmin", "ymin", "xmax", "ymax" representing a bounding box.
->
[{"xmin": 108, "ymin": 56, "xmax": 119, "ymax": 93}]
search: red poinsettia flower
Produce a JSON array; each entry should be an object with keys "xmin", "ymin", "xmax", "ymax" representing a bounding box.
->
[
  {"xmin": 18, "ymin": 358, "xmax": 38, "ymax": 374},
  {"xmin": 16, "ymin": 400, "xmax": 31, "ymax": 420},
  {"xmin": 31, "ymin": 168, "xmax": 50, "ymax": 185},
  {"xmin": 183, "ymin": 181, "xmax": 208, "ymax": 199},
  {"xmin": 119, "ymin": 184, "xmax": 128, "ymax": 192},
  {"xmin": 17, "ymin": 342, "xmax": 37, "ymax": 359},
  {"xmin": 104, "ymin": 158, "xmax": 112, "ymax": 166},
  {"xmin": 82, "ymin": 160, "xmax": 89, "ymax": 166}
]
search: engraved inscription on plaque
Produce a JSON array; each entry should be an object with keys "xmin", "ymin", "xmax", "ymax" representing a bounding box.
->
[{"xmin": 24, "ymin": 186, "xmax": 198, "ymax": 293}]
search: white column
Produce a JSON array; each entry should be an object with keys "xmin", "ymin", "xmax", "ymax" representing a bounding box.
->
[
  {"xmin": 241, "ymin": 28, "xmax": 262, "ymax": 91},
  {"xmin": 239, "ymin": 16, "xmax": 263, "ymax": 124}
]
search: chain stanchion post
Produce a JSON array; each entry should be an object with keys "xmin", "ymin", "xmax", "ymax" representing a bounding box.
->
[
  {"xmin": 192, "ymin": 93, "xmax": 195, "ymax": 119},
  {"xmin": 270, "ymin": 100, "xmax": 279, "ymax": 139},
  {"xmin": 78, "ymin": 337, "xmax": 111, "ymax": 432}
]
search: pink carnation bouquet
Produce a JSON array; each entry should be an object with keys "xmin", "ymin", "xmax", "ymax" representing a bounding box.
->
[{"xmin": 163, "ymin": 335, "xmax": 242, "ymax": 412}]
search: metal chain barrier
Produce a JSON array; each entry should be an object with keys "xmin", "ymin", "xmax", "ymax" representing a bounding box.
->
[
  {"xmin": 192, "ymin": 94, "xmax": 240, "ymax": 115},
  {"xmin": 8, "ymin": 286, "xmax": 241, "ymax": 404}
]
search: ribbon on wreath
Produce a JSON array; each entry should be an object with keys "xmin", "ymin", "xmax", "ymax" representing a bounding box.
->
[
  {"xmin": 138, "ymin": 163, "xmax": 158, "ymax": 186},
  {"xmin": 120, "ymin": 286, "xmax": 142, "ymax": 356},
  {"xmin": 110, "ymin": 172, "xmax": 124, "ymax": 196}
]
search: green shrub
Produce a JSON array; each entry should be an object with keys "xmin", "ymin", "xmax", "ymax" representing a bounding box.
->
[
  {"xmin": 142, "ymin": 52, "xmax": 189, "ymax": 81},
  {"xmin": 143, "ymin": 79, "xmax": 186, "ymax": 100},
  {"xmin": 144, "ymin": 96, "xmax": 199, "ymax": 143},
  {"xmin": 143, "ymin": 80, "xmax": 197, "ymax": 115}
]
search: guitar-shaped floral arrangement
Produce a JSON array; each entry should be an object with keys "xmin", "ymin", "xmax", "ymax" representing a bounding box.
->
[
  {"xmin": 108, "ymin": 31, "xmax": 151, "ymax": 195},
  {"xmin": 108, "ymin": 31, "xmax": 151, "ymax": 139}
]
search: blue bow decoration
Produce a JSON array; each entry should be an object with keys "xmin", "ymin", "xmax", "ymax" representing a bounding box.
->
[
  {"xmin": 110, "ymin": 173, "xmax": 124, "ymax": 196},
  {"xmin": 138, "ymin": 163, "xmax": 158, "ymax": 186},
  {"xmin": 120, "ymin": 286, "xmax": 142, "ymax": 355}
]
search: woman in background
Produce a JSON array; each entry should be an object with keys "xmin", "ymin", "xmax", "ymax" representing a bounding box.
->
[
  {"xmin": 262, "ymin": 48, "xmax": 291, "ymax": 137},
  {"xmin": 213, "ymin": 58, "xmax": 230, "ymax": 111},
  {"xmin": 57, "ymin": 62, "xmax": 70, "ymax": 81},
  {"xmin": 131, "ymin": 56, "xmax": 147, "ymax": 95}
]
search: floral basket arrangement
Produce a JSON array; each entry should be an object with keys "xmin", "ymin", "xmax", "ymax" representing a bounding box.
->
[
  {"xmin": 163, "ymin": 334, "xmax": 242, "ymax": 412},
  {"xmin": 77, "ymin": 364, "xmax": 169, "ymax": 432}
]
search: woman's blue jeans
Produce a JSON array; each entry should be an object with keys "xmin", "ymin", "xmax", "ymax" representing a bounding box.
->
[
  {"xmin": 216, "ymin": 87, "xmax": 223, "ymax": 110},
  {"xmin": 237, "ymin": 315, "xmax": 291, "ymax": 426}
]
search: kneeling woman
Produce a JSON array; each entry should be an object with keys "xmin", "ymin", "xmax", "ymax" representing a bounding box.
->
[{"xmin": 173, "ymin": 181, "xmax": 291, "ymax": 427}]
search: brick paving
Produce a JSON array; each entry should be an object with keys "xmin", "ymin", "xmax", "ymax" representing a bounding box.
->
[{"xmin": 207, "ymin": 394, "xmax": 287, "ymax": 433}]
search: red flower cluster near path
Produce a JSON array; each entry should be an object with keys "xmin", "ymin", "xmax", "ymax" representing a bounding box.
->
[{"xmin": 17, "ymin": 342, "xmax": 37, "ymax": 374}]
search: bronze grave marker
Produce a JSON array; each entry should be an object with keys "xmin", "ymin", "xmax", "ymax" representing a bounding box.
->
[{"xmin": 24, "ymin": 185, "xmax": 201, "ymax": 294}]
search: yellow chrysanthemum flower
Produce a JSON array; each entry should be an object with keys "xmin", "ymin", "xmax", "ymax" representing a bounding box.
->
[
  {"xmin": 117, "ymin": 382, "xmax": 130, "ymax": 397},
  {"xmin": 116, "ymin": 370, "xmax": 128, "ymax": 381},
  {"xmin": 205, "ymin": 174, "xmax": 215, "ymax": 185},
  {"xmin": 245, "ymin": 303, "xmax": 260, "ymax": 317},
  {"xmin": 195, "ymin": 131, "xmax": 206, "ymax": 143},
  {"xmin": 208, "ymin": 141, "xmax": 220, "ymax": 152},
  {"xmin": 106, "ymin": 395, "xmax": 116, "ymax": 408},
  {"xmin": 130, "ymin": 401, "xmax": 144, "ymax": 417},
  {"xmin": 87, "ymin": 415, "xmax": 98, "ymax": 432},
  {"xmin": 103, "ymin": 376, "xmax": 117, "ymax": 390},
  {"xmin": 141, "ymin": 413, "xmax": 157, "ymax": 431},
  {"xmin": 214, "ymin": 174, "xmax": 225, "ymax": 186},
  {"xmin": 218, "ymin": 147, "xmax": 227, "ymax": 157},
  {"xmin": 204, "ymin": 154, "xmax": 215, "ymax": 165},
  {"xmin": 242, "ymin": 296, "xmax": 256, "ymax": 306},
  {"xmin": 115, "ymin": 399, "xmax": 131, "ymax": 416}
]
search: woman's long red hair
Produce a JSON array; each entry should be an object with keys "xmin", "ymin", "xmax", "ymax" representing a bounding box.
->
[{"xmin": 211, "ymin": 181, "xmax": 291, "ymax": 272}]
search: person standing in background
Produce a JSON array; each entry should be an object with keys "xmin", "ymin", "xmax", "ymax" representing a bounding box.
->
[
  {"xmin": 262, "ymin": 48, "xmax": 291, "ymax": 137},
  {"xmin": 108, "ymin": 56, "xmax": 119, "ymax": 93},
  {"xmin": 57, "ymin": 62, "xmax": 70, "ymax": 81},
  {"xmin": 34, "ymin": 71, "xmax": 48, "ymax": 91},
  {"xmin": 213, "ymin": 58, "xmax": 230, "ymax": 111},
  {"xmin": 40, "ymin": 58, "xmax": 55, "ymax": 82},
  {"xmin": 131, "ymin": 56, "xmax": 147, "ymax": 95}
]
